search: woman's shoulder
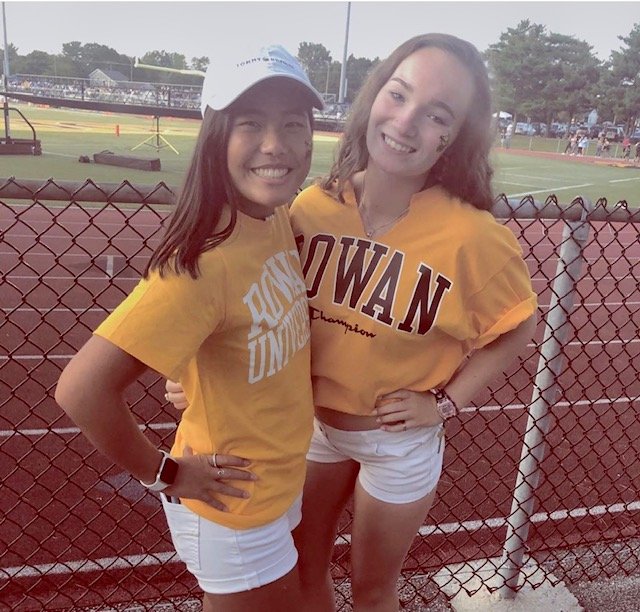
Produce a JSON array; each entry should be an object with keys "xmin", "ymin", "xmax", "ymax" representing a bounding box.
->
[
  {"xmin": 420, "ymin": 185, "xmax": 495, "ymax": 225},
  {"xmin": 291, "ymin": 179, "xmax": 344, "ymax": 213},
  {"xmin": 427, "ymin": 186, "xmax": 521, "ymax": 252}
]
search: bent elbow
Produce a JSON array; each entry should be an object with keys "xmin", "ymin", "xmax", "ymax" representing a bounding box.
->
[{"xmin": 55, "ymin": 365, "xmax": 77, "ymax": 417}]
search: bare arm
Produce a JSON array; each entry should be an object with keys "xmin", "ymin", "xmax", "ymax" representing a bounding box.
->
[
  {"xmin": 446, "ymin": 312, "xmax": 538, "ymax": 408},
  {"xmin": 375, "ymin": 313, "xmax": 538, "ymax": 430},
  {"xmin": 56, "ymin": 335, "xmax": 255, "ymax": 509}
]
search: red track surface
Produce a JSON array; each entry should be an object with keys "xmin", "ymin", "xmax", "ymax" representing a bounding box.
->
[{"xmin": 1, "ymin": 203, "xmax": 639, "ymax": 608}]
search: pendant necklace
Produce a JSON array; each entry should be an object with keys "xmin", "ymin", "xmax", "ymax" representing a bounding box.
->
[{"xmin": 358, "ymin": 174, "xmax": 409, "ymax": 238}]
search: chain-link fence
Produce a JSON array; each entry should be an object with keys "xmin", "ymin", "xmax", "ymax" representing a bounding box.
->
[{"xmin": 1, "ymin": 178, "xmax": 639, "ymax": 611}]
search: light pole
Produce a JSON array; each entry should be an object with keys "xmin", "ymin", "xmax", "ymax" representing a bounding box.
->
[
  {"xmin": 324, "ymin": 60, "xmax": 331, "ymax": 97},
  {"xmin": 2, "ymin": 1, "xmax": 11, "ymax": 137},
  {"xmin": 338, "ymin": 1, "xmax": 350, "ymax": 104}
]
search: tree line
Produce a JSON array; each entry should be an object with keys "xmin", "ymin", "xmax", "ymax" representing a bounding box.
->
[{"xmin": 1, "ymin": 20, "xmax": 638, "ymax": 128}]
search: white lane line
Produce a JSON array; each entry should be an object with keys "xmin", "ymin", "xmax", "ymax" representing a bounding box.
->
[
  {"xmin": 500, "ymin": 181, "xmax": 541, "ymax": 188},
  {"xmin": 2, "ymin": 551, "xmax": 179, "ymax": 579},
  {"xmin": 0, "ymin": 422, "xmax": 175, "ymax": 438},
  {"xmin": 415, "ymin": 499, "xmax": 640, "ymax": 538},
  {"xmin": 5, "ymin": 499, "xmax": 640, "ymax": 579},
  {"xmin": 505, "ymin": 174, "xmax": 567, "ymax": 182},
  {"xmin": 2, "ymin": 307, "xmax": 107, "ymax": 313},
  {"xmin": 2, "ymin": 336, "xmax": 639, "ymax": 365},
  {"xmin": 4, "ymin": 272, "xmax": 637, "ymax": 284},
  {"xmin": 4, "ymin": 396, "xmax": 638, "ymax": 439},
  {"xmin": 3, "ymin": 301, "xmax": 638, "ymax": 314},
  {"xmin": 610, "ymin": 177, "xmax": 640, "ymax": 183},
  {"xmin": 508, "ymin": 183, "xmax": 593, "ymax": 198},
  {"xmin": 2, "ymin": 274, "xmax": 140, "ymax": 281},
  {"xmin": 105, "ymin": 255, "xmax": 114, "ymax": 278}
]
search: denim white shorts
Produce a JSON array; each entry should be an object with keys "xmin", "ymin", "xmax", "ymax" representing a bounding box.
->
[
  {"xmin": 161, "ymin": 494, "xmax": 302, "ymax": 594},
  {"xmin": 307, "ymin": 419, "xmax": 445, "ymax": 504}
]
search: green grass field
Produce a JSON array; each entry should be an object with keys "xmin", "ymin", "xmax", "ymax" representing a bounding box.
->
[{"xmin": 2, "ymin": 103, "xmax": 639, "ymax": 206}]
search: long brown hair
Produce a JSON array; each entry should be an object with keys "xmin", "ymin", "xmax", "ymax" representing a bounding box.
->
[
  {"xmin": 321, "ymin": 33, "xmax": 495, "ymax": 211},
  {"xmin": 145, "ymin": 108, "xmax": 238, "ymax": 279}
]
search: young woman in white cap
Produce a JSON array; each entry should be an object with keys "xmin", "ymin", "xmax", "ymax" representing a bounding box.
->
[{"xmin": 56, "ymin": 44, "xmax": 324, "ymax": 611}]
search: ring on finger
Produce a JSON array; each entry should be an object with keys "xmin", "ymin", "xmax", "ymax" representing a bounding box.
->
[
  {"xmin": 212, "ymin": 453, "xmax": 218, "ymax": 468},
  {"xmin": 217, "ymin": 469, "xmax": 224, "ymax": 478}
]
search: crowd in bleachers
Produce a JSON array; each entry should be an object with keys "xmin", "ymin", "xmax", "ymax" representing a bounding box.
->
[{"xmin": 5, "ymin": 75, "xmax": 202, "ymax": 110}]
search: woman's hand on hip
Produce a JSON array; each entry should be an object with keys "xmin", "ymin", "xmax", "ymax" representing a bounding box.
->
[
  {"xmin": 373, "ymin": 389, "xmax": 442, "ymax": 431},
  {"xmin": 165, "ymin": 445, "xmax": 257, "ymax": 511}
]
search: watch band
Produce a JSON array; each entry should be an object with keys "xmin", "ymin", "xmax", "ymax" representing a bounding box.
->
[
  {"xmin": 139, "ymin": 450, "xmax": 179, "ymax": 492},
  {"xmin": 433, "ymin": 388, "xmax": 458, "ymax": 420}
]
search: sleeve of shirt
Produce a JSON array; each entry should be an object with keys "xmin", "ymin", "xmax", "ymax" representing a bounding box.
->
[
  {"xmin": 463, "ymin": 222, "xmax": 538, "ymax": 350},
  {"xmin": 94, "ymin": 254, "xmax": 226, "ymax": 380},
  {"xmin": 466, "ymin": 254, "xmax": 538, "ymax": 349}
]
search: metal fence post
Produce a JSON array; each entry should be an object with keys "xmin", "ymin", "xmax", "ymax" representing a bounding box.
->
[{"xmin": 496, "ymin": 197, "xmax": 594, "ymax": 598}]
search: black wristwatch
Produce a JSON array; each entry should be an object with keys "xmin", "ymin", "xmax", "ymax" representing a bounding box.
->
[
  {"xmin": 432, "ymin": 388, "xmax": 458, "ymax": 420},
  {"xmin": 139, "ymin": 450, "xmax": 179, "ymax": 492}
]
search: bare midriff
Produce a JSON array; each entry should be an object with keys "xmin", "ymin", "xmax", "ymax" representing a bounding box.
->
[{"xmin": 315, "ymin": 405, "xmax": 381, "ymax": 431}]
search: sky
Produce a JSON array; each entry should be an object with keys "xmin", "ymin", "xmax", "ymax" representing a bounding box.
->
[{"xmin": 2, "ymin": 0, "xmax": 639, "ymax": 68}]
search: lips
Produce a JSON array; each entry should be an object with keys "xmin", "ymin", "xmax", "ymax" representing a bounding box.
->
[{"xmin": 382, "ymin": 133, "xmax": 416, "ymax": 153}]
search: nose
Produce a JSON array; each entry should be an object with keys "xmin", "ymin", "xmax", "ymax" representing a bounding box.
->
[
  {"xmin": 393, "ymin": 106, "xmax": 418, "ymax": 137},
  {"xmin": 260, "ymin": 125, "xmax": 287, "ymax": 156}
]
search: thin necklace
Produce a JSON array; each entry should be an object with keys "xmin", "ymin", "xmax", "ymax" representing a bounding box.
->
[{"xmin": 358, "ymin": 174, "xmax": 410, "ymax": 238}]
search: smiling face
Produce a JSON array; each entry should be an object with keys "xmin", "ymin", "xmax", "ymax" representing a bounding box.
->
[
  {"xmin": 226, "ymin": 79, "xmax": 313, "ymax": 218},
  {"xmin": 365, "ymin": 46, "xmax": 475, "ymax": 184}
]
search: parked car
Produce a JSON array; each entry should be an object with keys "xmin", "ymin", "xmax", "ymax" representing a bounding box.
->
[
  {"xmin": 530, "ymin": 122, "xmax": 548, "ymax": 136},
  {"xmin": 629, "ymin": 129, "xmax": 640, "ymax": 144},
  {"xmin": 515, "ymin": 122, "xmax": 535, "ymax": 136},
  {"xmin": 603, "ymin": 126, "xmax": 625, "ymax": 142},
  {"xmin": 549, "ymin": 122, "xmax": 569, "ymax": 138}
]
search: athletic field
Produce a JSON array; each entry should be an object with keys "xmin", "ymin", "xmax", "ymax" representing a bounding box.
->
[{"xmin": 2, "ymin": 102, "xmax": 639, "ymax": 206}]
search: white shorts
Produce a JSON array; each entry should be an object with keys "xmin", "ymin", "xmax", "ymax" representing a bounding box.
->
[
  {"xmin": 161, "ymin": 494, "xmax": 302, "ymax": 594},
  {"xmin": 307, "ymin": 419, "xmax": 445, "ymax": 504}
]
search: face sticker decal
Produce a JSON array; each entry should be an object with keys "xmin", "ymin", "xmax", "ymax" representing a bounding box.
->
[{"xmin": 436, "ymin": 133, "xmax": 450, "ymax": 153}]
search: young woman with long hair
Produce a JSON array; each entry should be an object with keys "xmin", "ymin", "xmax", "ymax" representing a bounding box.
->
[{"xmin": 56, "ymin": 44, "xmax": 324, "ymax": 612}]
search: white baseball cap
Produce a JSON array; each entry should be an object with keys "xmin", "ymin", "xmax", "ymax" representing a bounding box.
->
[{"xmin": 200, "ymin": 44, "xmax": 325, "ymax": 116}]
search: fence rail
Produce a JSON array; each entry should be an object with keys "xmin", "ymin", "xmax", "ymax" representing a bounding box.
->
[{"xmin": 1, "ymin": 178, "xmax": 639, "ymax": 610}]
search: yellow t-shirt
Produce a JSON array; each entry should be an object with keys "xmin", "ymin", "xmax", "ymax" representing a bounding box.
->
[
  {"xmin": 290, "ymin": 183, "xmax": 537, "ymax": 416},
  {"xmin": 95, "ymin": 205, "xmax": 314, "ymax": 529}
]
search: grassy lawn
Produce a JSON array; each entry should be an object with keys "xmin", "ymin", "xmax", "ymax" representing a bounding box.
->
[
  {"xmin": 2, "ymin": 103, "xmax": 638, "ymax": 206},
  {"xmin": 491, "ymin": 151, "xmax": 640, "ymax": 205}
]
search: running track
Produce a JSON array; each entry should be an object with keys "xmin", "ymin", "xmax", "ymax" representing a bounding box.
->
[{"xmin": 1, "ymin": 202, "xmax": 639, "ymax": 609}]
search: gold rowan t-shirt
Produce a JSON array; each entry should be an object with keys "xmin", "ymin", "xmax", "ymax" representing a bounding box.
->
[
  {"xmin": 95, "ymin": 205, "xmax": 314, "ymax": 529},
  {"xmin": 290, "ymin": 183, "xmax": 537, "ymax": 416}
]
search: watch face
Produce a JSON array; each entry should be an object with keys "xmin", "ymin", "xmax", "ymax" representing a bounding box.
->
[
  {"xmin": 437, "ymin": 399, "xmax": 456, "ymax": 419},
  {"xmin": 160, "ymin": 456, "xmax": 179, "ymax": 485}
]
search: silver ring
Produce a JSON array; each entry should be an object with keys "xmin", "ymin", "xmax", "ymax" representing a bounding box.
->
[
  {"xmin": 212, "ymin": 453, "xmax": 218, "ymax": 468},
  {"xmin": 217, "ymin": 469, "xmax": 224, "ymax": 478}
]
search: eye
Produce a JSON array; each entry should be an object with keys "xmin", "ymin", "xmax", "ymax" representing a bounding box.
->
[
  {"xmin": 428, "ymin": 114, "xmax": 447, "ymax": 126},
  {"xmin": 234, "ymin": 117, "xmax": 261, "ymax": 130},
  {"xmin": 389, "ymin": 90, "xmax": 404, "ymax": 103},
  {"xmin": 285, "ymin": 120, "xmax": 307, "ymax": 129}
]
